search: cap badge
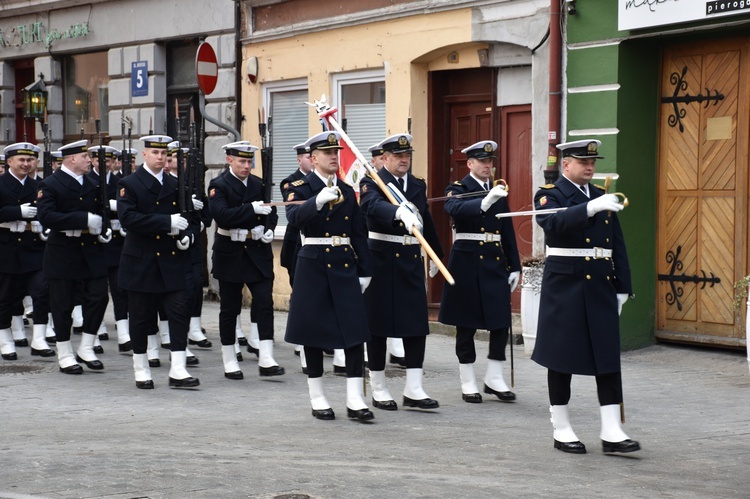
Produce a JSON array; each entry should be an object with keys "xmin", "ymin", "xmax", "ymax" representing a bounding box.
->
[
  {"xmin": 587, "ymin": 142, "xmax": 597, "ymax": 154},
  {"xmin": 483, "ymin": 143, "xmax": 493, "ymax": 153},
  {"xmin": 398, "ymin": 136, "xmax": 409, "ymax": 147},
  {"xmin": 327, "ymin": 134, "xmax": 337, "ymax": 145}
]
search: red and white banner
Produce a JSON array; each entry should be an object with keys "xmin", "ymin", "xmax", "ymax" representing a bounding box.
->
[{"xmin": 321, "ymin": 114, "xmax": 365, "ymax": 192}]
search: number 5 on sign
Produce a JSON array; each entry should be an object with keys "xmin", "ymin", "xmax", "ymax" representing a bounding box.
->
[{"xmin": 132, "ymin": 61, "xmax": 148, "ymax": 97}]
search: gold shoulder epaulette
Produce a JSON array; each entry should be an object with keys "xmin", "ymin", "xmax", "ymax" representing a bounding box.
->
[
  {"xmin": 540, "ymin": 184, "xmax": 556, "ymax": 189},
  {"xmin": 592, "ymin": 184, "xmax": 606, "ymax": 190},
  {"xmin": 412, "ymin": 175, "xmax": 426, "ymax": 183},
  {"xmin": 453, "ymin": 181, "xmax": 463, "ymax": 186},
  {"xmin": 291, "ymin": 179, "xmax": 305, "ymax": 187}
]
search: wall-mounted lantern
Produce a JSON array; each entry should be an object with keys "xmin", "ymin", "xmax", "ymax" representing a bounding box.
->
[{"xmin": 21, "ymin": 74, "xmax": 48, "ymax": 120}]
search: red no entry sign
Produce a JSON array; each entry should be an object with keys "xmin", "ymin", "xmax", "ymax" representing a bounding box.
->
[{"xmin": 196, "ymin": 42, "xmax": 218, "ymax": 95}]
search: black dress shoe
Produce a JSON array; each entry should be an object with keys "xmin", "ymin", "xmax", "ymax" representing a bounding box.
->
[
  {"xmin": 31, "ymin": 347, "xmax": 55, "ymax": 357},
  {"xmin": 389, "ymin": 354, "xmax": 406, "ymax": 367},
  {"xmin": 45, "ymin": 336, "xmax": 56, "ymax": 344},
  {"xmin": 236, "ymin": 352, "xmax": 244, "ymax": 362},
  {"xmin": 462, "ymin": 393, "xmax": 483, "ymax": 403},
  {"xmin": 14, "ymin": 339, "xmax": 29, "ymax": 347},
  {"xmin": 161, "ymin": 342, "xmax": 171, "ymax": 349},
  {"xmin": 201, "ymin": 327, "xmax": 208, "ymax": 335},
  {"xmin": 602, "ymin": 439, "xmax": 641, "ymax": 454},
  {"xmin": 483, "ymin": 384, "xmax": 516, "ymax": 402},
  {"xmin": 259, "ymin": 365, "xmax": 285, "ymax": 376},
  {"xmin": 75, "ymin": 355, "xmax": 104, "ymax": 370},
  {"xmin": 189, "ymin": 338, "xmax": 212, "ymax": 348},
  {"xmin": 246, "ymin": 345, "xmax": 259, "ymax": 355},
  {"xmin": 554, "ymin": 439, "xmax": 587, "ymax": 454},
  {"xmin": 373, "ymin": 398, "xmax": 398, "ymax": 411},
  {"xmin": 2, "ymin": 352, "xmax": 18, "ymax": 360},
  {"xmin": 311, "ymin": 408, "xmax": 335, "ymax": 420},
  {"xmin": 403, "ymin": 396, "xmax": 439, "ymax": 409},
  {"xmin": 136, "ymin": 380, "xmax": 154, "ymax": 389},
  {"xmin": 186, "ymin": 355, "xmax": 199, "ymax": 366},
  {"xmin": 98, "ymin": 333, "xmax": 109, "ymax": 341},
  {"xmin": 149, "ymin": 358, "xmax": 161, "ymax": 368},
  {"xmin": 23, "ymin": 317, "xmax": 30, "ymax": 325},
  {"xmin": 333, "ymin": 365, "xmax": 346, "ymax": 375},
  {"xmin": 347, "ymin": 407, "xmax": 375, "ymax": 422},
  {"xmin": 118, "ymin": 341, "xmax": 132, "ymax": 352},
  {"xmin": 237, "ymin": 337, "xmax": 248, "ymax": 346},
  {"xmin": 169, "ymin": 376, "xmax": 200, "ymax": 388},
  {"xmin": 302, "ymin": 367, "xmax": 309, "ymax": 375},
  {"xmin": 93, "ymin": 345, "xmax": 104, "ymax": 354},
  {"xmin": 225, "ymin": 370, "xmax": 244, "ymax": 380},
  {"xmin": 294, "ymin": 349, "xmax": 300, "ymax": 356},
  {"xmin": 60, "ymin": 364, "xmax": 83, "ymax": 374}
]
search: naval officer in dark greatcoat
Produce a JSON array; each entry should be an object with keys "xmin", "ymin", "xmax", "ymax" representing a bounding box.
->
[
  {"xmin": 439, "ymin": 140, "xmax": 521, "ymax": 404},
  {"xmin": 284, "ymin": 131, "xmax": 374, "ymax": 422},
  {"xmin": 117, "ymin": 135, "xmax": 199, "ymax": 389},
  {"xmin": 532, "ymin": 139, "xmax": 640, "ymax": 455}
]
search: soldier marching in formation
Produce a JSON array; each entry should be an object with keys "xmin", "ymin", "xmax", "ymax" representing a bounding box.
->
[{"xmin": 3, "ymin": 104, "xmax": 642, "ymax": 457}]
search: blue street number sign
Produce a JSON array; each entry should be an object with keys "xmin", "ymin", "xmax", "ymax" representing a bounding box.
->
[{"xmin": 132, "ymin": 61, "xmax": 148, "ymax": 97}]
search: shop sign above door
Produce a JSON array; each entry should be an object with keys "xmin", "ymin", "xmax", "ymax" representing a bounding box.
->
[
  {"xmin": 0, "ymin": 21, "xmax": 90, "ymax": 49},
  {"xmin": 619, "ymin": 1, "xmax": 750, "ymax": 31}
]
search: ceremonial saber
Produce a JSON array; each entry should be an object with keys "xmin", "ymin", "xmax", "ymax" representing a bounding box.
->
[
  {"xmin": 309, "ymin": 95, "xmax": 455, "ymax": 285},
  {"xmin": 260, "ymin": 200, "xmax": 305, "ymax": 207},
  {"xmin": 495, "ymin": 207, "xmax": 567, "ymax": 219}
]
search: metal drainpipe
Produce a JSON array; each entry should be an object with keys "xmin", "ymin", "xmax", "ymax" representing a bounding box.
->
[
  {"xmin": 546, "ymin": 0, "xmax": 562, "ymax": 184},
  {"xmin": 235, "ymin": 0, "xmax": 243, "ymax": 139}
]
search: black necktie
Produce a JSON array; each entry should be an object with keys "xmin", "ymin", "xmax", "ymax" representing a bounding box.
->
[
  {"xmin": 483, "ymin": 182, "xmax": 489, "ymax": 191},
  {"xmin": 580, "ymin": 185, "xmax": 587, "ymax": 196},
  {"xmin": 398, "ymin": 177, "xmax": 405, "ymax": 191}
]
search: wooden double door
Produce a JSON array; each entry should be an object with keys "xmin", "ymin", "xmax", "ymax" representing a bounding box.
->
[{"xmin": 657, "ymin": 38, "xmax": 749, "ymax": 347}]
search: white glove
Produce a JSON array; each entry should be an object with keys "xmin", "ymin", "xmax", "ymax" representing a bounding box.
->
[
  {"xmin": 229, "ymin": 228, "xmax": 248, "ymax": 242},
  {"xmin": 30, "ymin": 221, "xmax": 43, "ymax": 233},
  {"xmin": 176, "ymin": 235, "xmax": 191, "ymax": 250},
  {"xmin": 586, "ymin": 194, "xmax": 623, "ymax": 217},
  {"xmin": 250, "ymin": 225, "xmax": 264, "ymax": 240},
  {"xmin": 109, "ymin": 199, "xmax": 117, "ymax": 212},
  {"xmin": 251, "ymin": 200, "xmax": 272, "ymax": 215},
  {"xmin": 10, "ymin": 221, "xmax": 27, "ymax": 233},
  {"xmin": 169, "ymin": 214, "xmax": 188, "ymax": 235},
  {"xmin": 63, "ymin": 229, "xmax": 82, "ymax": 237},
  {"xmin": 40, "ymin": 228, "xmax": 50, "ymax": 241},
  {"xmin": 508, "ymin": 271, "xmax": 520, "ymax": 293},
  {"xmin": 110, "ymin": 219, "xmax": 121, "ymax": 231},
  {"xmin": 119, "ymin": 227, "xmax": 127, "ymax": 238},
  {"xmin": 315, "ymin": 187, "xmax": 340, "ymax": 211},
  {"xmin": 97, "ymin": 228, "xmax": 112, "ymax": 244},
  {"xmin": 200, "ymin": 221, "xmax": 205, "ymax": 233},
  {"xmin": 395, "ymin": 205, "xmax": 423, "ymax": 233},
  {"xmin": 617, "ymin": 293, "xmax": 628, "ymax": 316},
  {"xmin": 20, "ymin": 203, "xmax": 37, "ymax": 219},
  {"xmin": 480, "ymin": 185, "xmax": 508, "ymax": 212},
  {"xmin": 429, "ymin": 261, "xmax": 439, "ymax": 278},
  {"xmin": 359, "ymin": 276, "xmax": 372, "ymax": 294},
  {"xmin": 191, "ymin": 194, "xmax": 204, "ymax": 211},
  {"xmin": 87, "ymin": 213, "xmax": 103, "ymax": 235},
  {"xmin": 261, "ymin": 229, "xmax": 274, "ymax": 244}
]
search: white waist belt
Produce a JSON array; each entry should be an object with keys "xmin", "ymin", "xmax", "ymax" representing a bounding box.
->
[
  {"xmin": 546, "ymin": 246, "xmax": 612, "ymax": 259},
  {"xmin": 217, "ymin": 228, "xmax": 239, "ymax": 238},
  {"xmin": 302, "ymin": 235, "xmax": 350, "ymax": 247},
  {"xmin": 368, "ymin": 231, "xmax": 419, "ymax": 245},
  {"xmin": 454, "ymin": 232, "xmax": 501, "ymax": 243}
]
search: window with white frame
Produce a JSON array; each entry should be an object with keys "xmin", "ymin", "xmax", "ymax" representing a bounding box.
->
[
  {"xmin": 331, "ymin": 69, "xmax": 386, "ymax": 162},
  {"xmin": 264, "ymin": 80, "xmax": 308, "ymax": 227}
]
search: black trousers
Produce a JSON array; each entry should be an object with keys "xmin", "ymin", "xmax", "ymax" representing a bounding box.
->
[
  {"xmin": 367, "ymin": 335, "xmax": 426, "ymax": 371},
  {"xmin": 305, "ymin": 344, "xmax": 364, "ymax": 378},
  {"xmin": 129, "ymin": 289, "xmax": 190, "ymax": 354},
  {"xmin": 28, "ymin": 269, "xmax": 50, "ymax": 325},
  {"xmin": 455, "ymin": 327, "xmax": 508, "ymax": 364},
  {"xmin": 0, "ymin": 272, "xmax": 32, "ymax": 328},
  {"xmin": 190, "ymin": 261, "xmax": 203, "ymax": 317},
  {"xmin": 548, "ymin": 369, "xmax": 623, "ymax": 406},
  {"xmin": 48, "ymin": 277, "xmax": 108, "ymax": 342},
  {"xmin": 218, "ymin": 279, "xmax": 273, "ymax": 346},
  {"xmin": 107, "ymin": 266, "xmax": 128, "ymax": 322}
]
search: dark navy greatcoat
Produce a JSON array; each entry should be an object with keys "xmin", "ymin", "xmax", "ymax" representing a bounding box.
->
[
  {"xmin": 283, "ymin": 173, "xmax": 371, "ymax": 349},
  {"xmin": 359, "ymin": 167, "xmax": 443, "ymax": 338},
  {"xmin": 208, "ymin": 171, "xmax": 276, "ymax": 283},
  {"xmin": 0, "ymin": 173, "xmax": 44, "ymax": 274},
  {"xmin": 438, "ymin": 175, "xmax": 521, "ymax": 330},
  {"xmin": 87, "ymin": 170, "xmax": 123, "ymax": 268},
  {"xmin": 116, "ymin": 166, "xmax": 194, "ymax": 293},
  {"xmin": 279, "ymin": 169, "xmax": 305, "ymax": 275},
  {"xmin": 37, "ymin": 168, "xmax": 107, "ymax": 280},
  {"xmin": 531, "ymin": 177, "xmax": 632, "ymax": 376}
]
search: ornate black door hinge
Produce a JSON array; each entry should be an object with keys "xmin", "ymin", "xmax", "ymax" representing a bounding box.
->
[
  {"xmin": 657, "ymin": 245, "xmax": 721, "ymax": 311},
  {"xmin": 661, "ymin": 66, "xmax": 724, "ymax": 133}
]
